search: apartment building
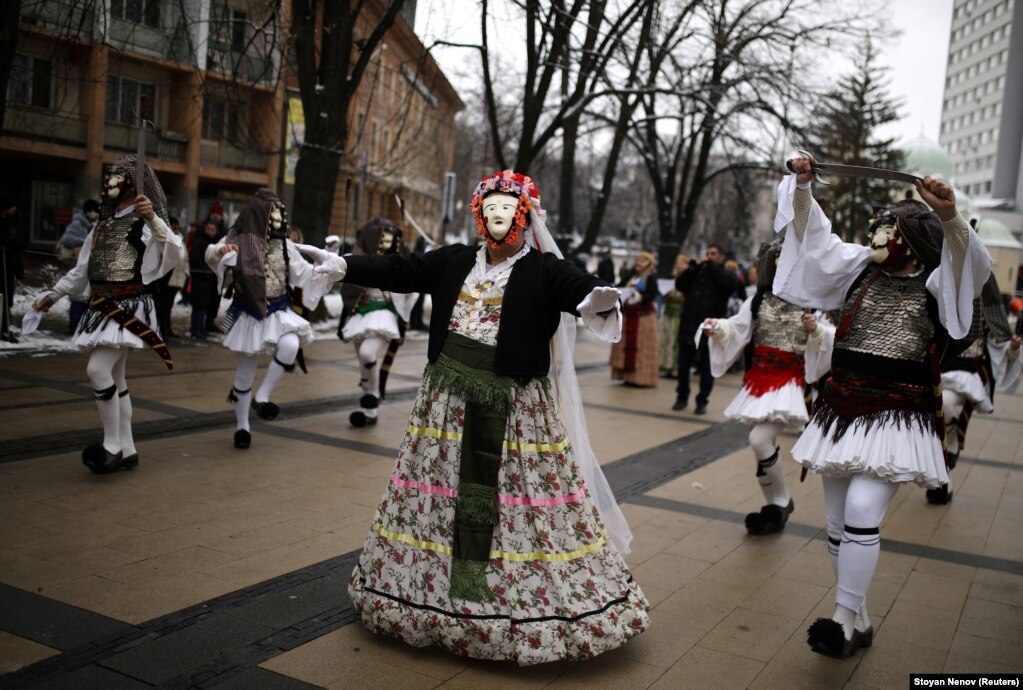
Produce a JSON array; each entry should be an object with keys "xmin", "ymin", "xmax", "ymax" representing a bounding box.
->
[
  {"xmin": 2, "ymin": 0, "xmax": 461, "ymax": 252},
  {"xmin": 939, "ymin": 0, "xmax": 1023, "ymax": 214}
]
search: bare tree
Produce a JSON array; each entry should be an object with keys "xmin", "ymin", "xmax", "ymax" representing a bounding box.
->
[
  {"xmin": 627, "ymin": 0, "xmax": 870, "ymax": 276},
  {"xmin": 288, "ymin": 0, "xmax": 406, "ymax": 245},
  {"xmin": 0, "ymin": 0, "xmax": 23, "ymax": 127}
]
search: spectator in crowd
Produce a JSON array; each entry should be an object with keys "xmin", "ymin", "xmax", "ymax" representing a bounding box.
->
[
  {"xmin": 611, "ymin": 251, "xmax": 660, "ymax": 387},
  {"xmin": 673, "ymin": 243, "xmax": 743, "ymax": 414},
  {"xmin": 597, "ymin": 247, "xmax": 616, "ymax": 285},
  {"xmin": 745, "ymin": 265, "xmax": 759, "ymax": 299},
  {"xmin": 58, "ymin": 199, "xmax": 101, "ymax": 333},
  {"xmin": 0, "ymin": 193, "xmax": 22, "ymax": 343},
  {"xmin": 188, "ymin": 221, "xmax": 220, "ymax": 340},
  {"xmin": 156, "ymin": 217, "xmax": 189, "ymax": 339},
  {"xmin": 201, "ymin": 203, "xmax": 229, "ymax": 332},
  {"xmin": 659, "ymin": 254, "xmax": 689, "ymax": 378}
]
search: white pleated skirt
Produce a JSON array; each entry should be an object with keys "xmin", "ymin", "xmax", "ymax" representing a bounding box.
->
[
  {"xmin": 724, "ymin": 381, "xmax": 809, "ymax": 428},
  {"xmin": 941, "ymin": 370, "xmax": 993, "ymax": 413},
  {"xmin": 71, "ymin": 295, "xmax": 158, "ymax": 351},
  {"xmin": 341, "ymin": 309, "xmax": 400, "ymax": 343},
  {"xmin": 792, "ymin": 414, "xmax": 948, "ymax": 488},
  {"xmin": 223, "ymin": 309, "xmax": 314, "ymax": 355}
]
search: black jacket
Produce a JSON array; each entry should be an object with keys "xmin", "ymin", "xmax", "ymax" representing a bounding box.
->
[
  {"xmin": 676, "ymin": 261, "xmax": 742, "ymax": 338},
  {"xmin": 344, "ymin": 244, "xmax": 605, "ymax": 378}
]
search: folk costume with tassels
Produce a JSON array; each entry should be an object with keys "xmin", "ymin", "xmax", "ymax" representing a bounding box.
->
[
  {"xmin": 34, "ymin": 155, "xmax": 183, "ymax": 474},
  {"xmin": 206, "ymin": 188, "xmax": 334, "ymax": 449},
  {"xmin": 705, "ymin": 238, "xmax": 836, "ymax": 535},
  {"xmin": 772, "ymin": 164, "xmax": 991, "ymax": 660},
  {"xmin": 306, "ymin": 170, "xmax": 649, "ymax": 664}
]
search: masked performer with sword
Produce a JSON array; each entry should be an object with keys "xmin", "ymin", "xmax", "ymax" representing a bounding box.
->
[
  {"xmin": 31, "ymin": 154, "xmax": 183, "ymax": 473},
  {"xmin": 776, "ymin": 154, "xmax": 990, "ymax": 659}
]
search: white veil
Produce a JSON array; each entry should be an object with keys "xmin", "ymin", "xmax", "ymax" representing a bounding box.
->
[{"xmin": 525, "ymin": 202, "xmax": 634, "ymax": 555}]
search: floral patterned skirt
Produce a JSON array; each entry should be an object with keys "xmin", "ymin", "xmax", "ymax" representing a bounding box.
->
[{"xmin": 348, "ymin": 371, "xmax": 650, "ymax": 665}]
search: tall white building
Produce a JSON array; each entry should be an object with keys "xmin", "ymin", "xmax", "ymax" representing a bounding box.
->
[{"xmin": 939, "ymin": 0, "xmax": 1022, "ymax": 208}]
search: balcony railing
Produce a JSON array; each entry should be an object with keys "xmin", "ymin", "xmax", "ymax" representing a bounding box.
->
[
  {"xmin": 20, "ymin": 0, "xmax": 95, "ymax": 37},
  {"xmin": 103, "ymin": 123, "xmax": 186, "ymax": 162},
  {"xmin": 108, "ymin": 17, "xmax": 166, "ymax": 58},
  {"xmin": 200, "ymin": 140, "xmax": 267, "ymax": 171},
  {"xmin": 3, "ymin": 106, "xmax": 88, "ymax": 146},
  {"xmin": 206, "ymin": 45, "xmax": 276, "ymax": 85}
]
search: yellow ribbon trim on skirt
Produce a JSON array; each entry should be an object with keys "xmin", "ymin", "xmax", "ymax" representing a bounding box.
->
[{"xmin": 406, "ymin": 424, "xmax": 571, "ymax": 454}]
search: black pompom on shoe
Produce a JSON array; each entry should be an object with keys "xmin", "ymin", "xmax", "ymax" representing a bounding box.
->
[
  {"xmin": 349, "ymin": 411, "xmax": 377, "ymax": 428},
  {"xmin": 119, "ymin": 453, "xmax": 139, "ymax": 470},
  {"xmin": 807, "ymin": 618, "xmax": 873, "ymax": 659},
  {"xmin": 82, "ymin": 443, "xmax": 122, "ymax": 474},
  {"xmin": 745, "ymin": 499, "xmax": 794, "ymax": 535},
  {"xmin": 252, "ymin": 400, "xmax": 279, "ymax": 420},
  {"xmin": 926, "ymin": 485, "xmax": 952, "ymax": 505},
  {"xmin": 234, "ymin": 429, "xmax": 252, "ymax": 449}
]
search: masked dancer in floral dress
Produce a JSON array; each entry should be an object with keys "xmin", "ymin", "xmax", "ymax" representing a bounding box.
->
[{"xmin": 300, "ymin": 170, "xmax": 649, "ymax": 664}]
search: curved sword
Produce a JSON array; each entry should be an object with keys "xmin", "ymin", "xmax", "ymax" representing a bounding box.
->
[{"xmin": 785, "ymin": 150, "xmax": 921, "ymax": 186}]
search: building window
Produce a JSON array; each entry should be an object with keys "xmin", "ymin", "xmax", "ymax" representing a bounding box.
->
[
  {"xmin": 7, "ymin": 53, "xmax": 52, "ymax": 109},
  {"xmin": 231, "ymin": 10, "xmax": 248, "ymax": 52},
  {"xmin": 105, "ymin": 76, "xmax": 157, "ymax": 125},
  {"xmin": 202, "ymin": 97, "xmax": 239, "ymax": 142},
  {"xmin": 111, "ymin": 0, "xmax": 161, "ymax": 27}
]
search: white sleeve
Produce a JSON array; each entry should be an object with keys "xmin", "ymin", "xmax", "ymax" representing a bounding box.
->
[
  {"xmin": 707, "ymin": 296, "xmax": 754, "ymax": 377},
  {"xmin": 287, "ymin": 238, "xmax": 335, "ymax": 310},
  {"xmin": 772, "ymin": 175, "xmax": 871, "ymax": 310},
  {"xmin": 389, "ymin": 291, "xmax": 420, "ymax": 324},
  {"xmin": 926, "ymin": 214, "xmax": 992, "ymax": 340},
  {"xmin": 52, "ymin": 230, "xmax": 93, "ymax": 302},
  {"xmin": 139, "ymin": 215, "xmax": 184, "ymax": 285},
  {"xmin": 804, "ymin": 311, "xmax": 836, "ymax": 383},
  {"xmin": 989, "ymin": 338, "xmax": 1023, "ymax": 392}
]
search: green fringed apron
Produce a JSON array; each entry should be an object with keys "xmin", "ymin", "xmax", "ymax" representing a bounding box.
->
[{"xmin": 424, "ymin": 331, "xmax": 514, "ymax": 601}]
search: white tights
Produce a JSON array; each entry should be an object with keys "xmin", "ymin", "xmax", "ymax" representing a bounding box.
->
[
  {"xmin": 822, "ymin": 474, "xmax": 899, "ymax": 637},
  {"xmin": 356, "ymin": 336, "xmax": 389, "ymax": 418},
  {"xmin": 942, "ymin": 388, "xmax": 966, "ymax": 458},
  {"xmin": 86, "ymin": 346, "xmax": 135, "ymax": 457},
  {"xmin": 231, "ymin": 332, "xmax": 301, "ymax": 430},
  {"xmin": 749, "ymin": 422, "xmax": 790, "ymax": 507}
]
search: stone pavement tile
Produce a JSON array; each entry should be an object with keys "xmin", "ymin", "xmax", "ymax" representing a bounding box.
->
[
  {"xmin": 698, "ymin": 606, "xmax": 803, "ymax": 663},
  {"xmin": 17, "ymin": 522, "xmax": 151, "ymax": 561},
  {"xmin": 39, "ymin": 572, "xmax": 239, "ymax": 625},
  {"xmin": 104, "ymin": 522, "xmax": 236, "ymax": 559},
  {"xmin": 202, "ymin": 532, "xmax": 348, "ymax": 588},
  {"xmin": 775, "ymin": 546, "xmax": 838, "ymax": 588},
  {"xmin": 3, "ymin": 546, "xmax": 141, "ymax": 591},
  {"xmin": 630, "ymin": 551, "xmax": 711, "ymax": 593},
  {"xmin": 262, "ymin": 625, "xmax": 468, "ymax": 687},
  {"xmin": 743, "ymin": 575, "xmax": 830, "ymax": 621},
  {"xmin": 956, "ymin": 597, "xmax": 1023, "ymax": 642},
  {"xmin": 25, "ymin": 664, "xmax": 152, "ymax": 690},
  {"xmin": 746, "ymin": 625, "xmax": 858, "ymax": 690},
  {"xmin": 639, "ymin": 585, "xmax": 674, "ymax": 610},
  {"xmin": 434, "ymin": 663, "xmax": 558, "ymax": 689},
  {"xmin": 214, "ymin": 667, "xmax": 322, "ymax": 690},
  {"xmin": 0, "ymin": 581, "xmax": 131, "ymax": 649},
  {"xmin": 946, "ymin": 629, "xmax": 1023, "ymax": 669},
  {"xmin": 648, "ymin": 646, "xmax": 763, "ymax": 690},
  {"xmin": 200, "ymin": 518, "xmax": 329, "ymax": 558},
  {"xmin": 872, "ymin": 600, "xmax": 958, "ymax": 653},
  {"xmin": 893, "ymin": 569, "xmax": 973, "ymax": 613},
  {"xmin": 542, "ymin": 652, "xmax": 666, "ymax": 689},
  {"xmin": 226, "ymin": 572, "xmax": 346, "ymax": 629},
  {"xmin": 0, "ymin": 629, "xmax": 58, "ymax": 673},
  {"xmin": 910, "ymin": 558, "xmax": 977, "ymax": 584},
  {"xmin": 943, "ymin": 653, "xmax": 1021, "ymax": 675},
  {"xmin": 968, "ymin": 569, "xmax": 1023, "ymax": 607},
  {"xmin": 847, "ymin": 639, "xmax": 948, "ymax": 689},
  {"xmin": 663, "ymin": 519, "xmax": 747, "ymax": 564},
  {"xmin": 101, "ymin": 614, "xmax": 278, "ymax": 685},
  {"xmin": 99, "ymin": 545, "xmax": 238, "ymax": 584}
]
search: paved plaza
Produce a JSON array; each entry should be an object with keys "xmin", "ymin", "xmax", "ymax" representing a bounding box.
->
[{"xmin": 0, "ymin": 325, "xmax": 1021, "ymax": 689}]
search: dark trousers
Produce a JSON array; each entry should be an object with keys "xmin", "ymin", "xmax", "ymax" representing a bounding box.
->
[
  {"xmin": 675, "ymin": 334, "xmax": 714, "ymax": 407},
  {"xmin": 158, "ymin": 286, "xmax": 179, "ymax": 337}
]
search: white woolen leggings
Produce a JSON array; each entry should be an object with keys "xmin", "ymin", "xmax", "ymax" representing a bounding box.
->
[
  {"xmin": 86, "ymin": 347, "xmax": 133, "ymax": 455},
  {"xmin": 942, "ymin": 388, "xmax": 966, "ymax": 456},
  {"xmin": 231, "ymin": 332, "xmax": 302, "ymax": 430},
  {"xmin": 822, "ymin": 474, "xmax": 899, "ymax": 612},
  {"xmin": 748, "ymin": 422, "xmax": 789, "ymax": 506}
]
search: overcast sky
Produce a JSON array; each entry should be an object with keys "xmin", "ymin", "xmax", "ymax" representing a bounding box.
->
[{"xmin": 414, "ymin": 0, "xmax": 955, "ymax": 149}]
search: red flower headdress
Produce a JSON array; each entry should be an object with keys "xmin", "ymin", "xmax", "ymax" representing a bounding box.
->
[{"xmin": 470, "ymin": 170, "xmax": 541, "ymax": 249}]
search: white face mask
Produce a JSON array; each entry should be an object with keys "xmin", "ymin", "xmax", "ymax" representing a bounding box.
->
[
  {"xmin": 269, "ymin": 206, "xmax": 283, "ymax": 231},
  {"xmin": 106, "ymin": 173, "xmax": 126, "ymax": 200},
  {"xmin": 869, "ymin": 225, "xmax": 894, "ymax": 264},
  {"xmin": 481, "ymin": 193, "xmax": 519, "ymax": 242},
  {"xmin": 85, "ymin": 210, "xmax": 99, "ymax": 221},
  {"xmin": 379, "ymin": 230, "xmax": 394, "ymax": 253}
]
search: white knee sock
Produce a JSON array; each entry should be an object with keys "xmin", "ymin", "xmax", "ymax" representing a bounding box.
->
[
  {"xmin": 356, "ymin": 337, "xmax": 388, "ymax": 419},
  {"xmin": 835, "ymin": 476, "xmax": 898, "ymax": 624},
  {"xmin": 112, "ymin": 352, "xmax": 135, "ymax": 457},
  {"xmin": 749, "ymin": 423, "xmax": 789, "ymax": 507},
  {"xmin": 233, "ymin": 354, "xmax": 259, "ymax": 431},
  {"xmin": 87, "ymin": 347, "xmax": 123, "ymax": 455},
  {"xmin": 256, "ymin": 333, "xmax": 300, "ymax": 403}
]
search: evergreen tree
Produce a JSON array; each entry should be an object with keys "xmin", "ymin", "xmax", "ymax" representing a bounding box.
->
[{"xmin": 806, "ymin": 37, "xmax": 906, "ymax": 242}]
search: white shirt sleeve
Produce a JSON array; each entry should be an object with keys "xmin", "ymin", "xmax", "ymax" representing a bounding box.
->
[{"xmin": 926, "ymin": 214, "xmax": 992, "ymax": 339}]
